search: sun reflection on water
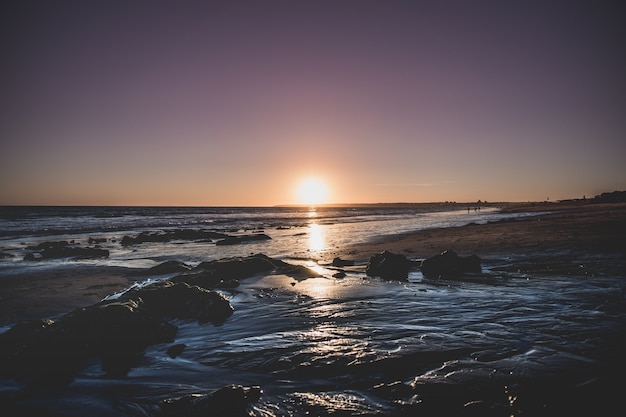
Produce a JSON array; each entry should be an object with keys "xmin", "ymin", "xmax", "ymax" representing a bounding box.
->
[{"xmin": 308, "ymin": 223, "xmax": 326, "ymax": 252}]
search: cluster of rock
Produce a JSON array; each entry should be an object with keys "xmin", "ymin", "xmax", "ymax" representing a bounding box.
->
[
  {"xmin": 21, "ymin": 229, "xmax": 273, "ymax": 262},
  {"xmin": 120, "ymin": 229, "xmax": 230, "ymax": 245},
  {"xmin": 0, "ymin": 281, "xmax": 233, "ymax": 385},
  {"xmin": 0, "ymin": 253, "xmax": 320, "ymax": 390},
  {"xmin": 120, "ymin": 229, "xmax": 271, "ymax": 247},
  {"xmin": 169, "ymin": 253, "xmax": 320, "ymax": 289},
  {"xmin": 365, "ymin": 250, "xmax": 482, "ymax": 281},
  {"xmin": 23, "ymin": 241, "xmax": 109, "ymax": 261}
]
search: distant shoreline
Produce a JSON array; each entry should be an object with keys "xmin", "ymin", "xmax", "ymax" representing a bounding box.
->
[{"xmin": 335, "ymin": 201, "xmax": 626, "ymax": 261}]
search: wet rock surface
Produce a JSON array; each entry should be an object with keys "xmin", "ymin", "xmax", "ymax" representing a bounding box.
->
[
  {"xmin": 420, "ymin": 249, "xmax": 482, "ymax": 279},
  {"xmin": 365, "ymin": 250, "xmax": 411, "ymax": 281},
  {"xmin": 23, "ymin": 240, "xmax": 109, "ymax": 260},
  {"xmin": 160, "ymin": 385, "xmax": 262, "ymax": 417}
]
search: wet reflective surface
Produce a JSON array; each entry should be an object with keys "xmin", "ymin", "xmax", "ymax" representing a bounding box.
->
[{"xmin": 3, "ymin": 254, "xmax": 624, "ymax": 416}]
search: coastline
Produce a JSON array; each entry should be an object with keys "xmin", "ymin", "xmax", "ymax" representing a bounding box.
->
[
  {"xmin": 1, "ymin": 201, "xmax": 625, "ymax": 326},
  {"xmin": 335, "ymin": 201, "xmax": 626, "ymax": 262}
]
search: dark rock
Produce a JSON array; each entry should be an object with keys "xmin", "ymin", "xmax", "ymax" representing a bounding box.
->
[
  {"xmin": 120, "ymin": 229, "xmax": 230, "ymax": 246},
  {"xmin": 0, "ymin": 281, "xmax": 233, "ymax": 384},
  {"xmin": 173, "ymin": 254, "xmax": 319, "ymax": 289},
  {"xmin": 217, "ymin": 279, "xmax": 240, "ymax": 289},
  {"xmin": 134, "ymin": 260, "xmax": 192, "ymax": 276},
  {"xmin": 333, "ymin": 271, "xmax": 347, "ymax": 278},
  {"xmin": 332, "ymin": 257, "xmax": 355, "ymax": 267},
  {"xmin": 23, "ymin": 252, "xmax": 41, "ymax": 261},
  {"xmin": 118, "ymin": 281, "xmax": 234, "ymax": 324},
  {"xmin": 23, "ymin": 241, "xmax": 109, "ymax": 260},
  {"xmin": 420, "ymin": 250, "xmax": 482, "ymax": 279},
  {"xmin": 40, "ymin": 246, "xmax": 109, "ymax": 259},
  {"xmin": 215, "ymin": 234, "xmax": 271, "ymax": 245},
  {"xmin": 0, "ymin": 251, "xmax": 14, "ymax": 258},
  {"xmin": 161, "ymin": 385, "xmax": 262, "ymax": 417},
  {"xmin": 166, "ymin": 343, "xmax": 186, "ymax": 359},
  {"xmin": 25, "ymin": 241, "xmax": 69, "ymax": 251},
  {"xmin": 366, "ymin": 251, "xmax": 410, "ymax": 281}
]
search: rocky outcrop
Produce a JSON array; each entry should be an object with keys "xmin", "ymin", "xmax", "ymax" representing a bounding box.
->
[
  {"xmin": 420, "ymin": 250, "xmax": 482, "ymax": 279},
  {"xmin": 23, "ymin": 241, "xmax": 109, "ymax": 260},
  {"xmin": 215, "ymin": 234, "xmax": 271, "ymax": 245},
  {"xmin": 0, "ymin": 282, "xmax": 233, "ymax": 384},
  {"xmin": 120, "ymin": 229, "xmax": 229, "ymax": 246},
  {"xmin": 172, "ymin": 253, "xmax": 320, "ymax": 289},
  {"xmin": 332, "ymin": 257, "xmax": 355, "ymax": 267},
  {"xmin": 365, "ymin": 251, "xmax": 411, "ymax": 281},
  {"xmin": 134, "ymin": 260, "xmax": 192, "ymax": 276}
]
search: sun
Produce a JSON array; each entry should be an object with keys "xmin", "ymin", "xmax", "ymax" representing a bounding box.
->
[{"xmin": 296, "ymin": 177, "xmax": 330, "ymax": 206}]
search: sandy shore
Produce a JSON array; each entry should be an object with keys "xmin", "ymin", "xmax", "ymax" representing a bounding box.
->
[
  {"xmin": 335, "ymin": 201, "xmax": 626, "ymax": 262},
  {"xmin": 0, "ymin": 266, "xmax": 135, "ymax": 326},
  {"xmin": 1, "ymin": 201, "xmax": 624, "ymax": 326}
]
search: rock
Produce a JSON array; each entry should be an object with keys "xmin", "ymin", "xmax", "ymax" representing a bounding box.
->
[
  {"xmin": 333, "ymin": 271, "xmax": 347, "ymax": 278},
  {"xmin": 41, "ymin": 246, "xmax": 109, "ymax": 259},
  {"xmin": 332, "ymin": 257, "xmax": 355, "ymax": 267},
  {"xmin": 366, "ymin": 251, "xmax": 411, "ymax": 281},
  {"xmin": 215, "ymin": 234, "xmax": 271, "ymax": 245},
  {"xmin": 166, "ymin": 343, "xmax": 186, "ymax": 358},
  {"xmin": 23, "ymin": 240, "xmax": 109, "ymax": 260},
  {"xmin": 173, "ymin": 254, "xmax": 320, "ymax": 289},
  {"xmin": 161, "ymin": 385, "xmax": 262, "ymax": 417},
  {"xmin": 120, "ymin": 229, "xmax": 229, "ymax": 246},
  {"xmin": 134, "ymin": 260, "xmax": 192, "ymax": 276},
  {"xmin": 420, "ymin": 250, "xmax": 482, "ymax": 279},
  {"xmin": 25, "ymin": 241, "xmax": 69, "ymax": 251},
  {"xmin": 0, "ymin": 281, "xmax": 234, "ymax": 384},
  {"xmin": 118, "ymin": 281, "xmax": 234, "ymax": 324}
]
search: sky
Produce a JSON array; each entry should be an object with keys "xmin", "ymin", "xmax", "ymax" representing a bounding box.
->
[{"xmin": 1, "ymin": 0, "xmax": 625, "ymax": 206}]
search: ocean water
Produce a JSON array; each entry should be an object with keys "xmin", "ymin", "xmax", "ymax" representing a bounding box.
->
[
  {"xmin": 1, "ymin": 206, "xmax": 625, "ymax": 416},
  {"xmin": 0, "ymin": 205, "xmax": 521, "ymax": 271}
]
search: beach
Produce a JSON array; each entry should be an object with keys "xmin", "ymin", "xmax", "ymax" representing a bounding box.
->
[
  {"xmin": 1, "ymin": 202, "xmax": 625, "ymax": 416},
  {"xmin": 1, "ymin": 201, "xmax": 625, "ymax": 326},
  {"xmin": 338, "ymin": 201, "xmax": 626, "ymax": 260}
]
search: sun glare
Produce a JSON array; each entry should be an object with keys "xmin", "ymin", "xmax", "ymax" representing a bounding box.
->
[{"xmin": 296, "ymin": 177, "xmax": 330, "ymax": 206}]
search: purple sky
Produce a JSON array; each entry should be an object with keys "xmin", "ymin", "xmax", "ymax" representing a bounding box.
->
[{"xmin": 2, "ymin": 0, "xmax": 624, "ymax": 205}]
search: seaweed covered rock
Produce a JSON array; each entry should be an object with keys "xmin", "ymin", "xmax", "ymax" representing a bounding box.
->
[
  {"xmin": 420, "ymin": 250, "xmax": 482, "ymax": 279},
  {"xmin": 366, "ymin": 251, "xmax": 411, "ymax": 281}
]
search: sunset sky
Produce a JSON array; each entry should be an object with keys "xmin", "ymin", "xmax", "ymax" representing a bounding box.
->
[{"xmin": 2, "ymin": 0, "xmax": 624, "ymax": 206}]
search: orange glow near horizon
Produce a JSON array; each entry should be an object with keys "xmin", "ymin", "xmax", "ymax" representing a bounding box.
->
[{"xmin": 295, "ymin": 177, "xmax": 330, "ymax": 206}]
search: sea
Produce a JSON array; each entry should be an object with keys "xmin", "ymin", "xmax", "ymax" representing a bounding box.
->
[{"xmin": 1, "ymin": 205, "xmax": 625, "ymax": 416}]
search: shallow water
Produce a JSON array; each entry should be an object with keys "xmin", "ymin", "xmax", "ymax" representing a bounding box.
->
[
  {"xmin": 0, "ymin": 205, "xmax": 531, "ymax": 273},
  {"xmin": 3, "ymin": 261, "xmax": 625, "ymax": 416},
  {"xmin": 1, "ymin": 207, "xmax": 625, "ymax": 415}
]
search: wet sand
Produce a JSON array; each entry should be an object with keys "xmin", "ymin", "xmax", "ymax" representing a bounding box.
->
[
  {"xmin": 1, "ymin": 201, "xmax": 625, "ymax": 326},
  {"xmin": 336, "ymin": 201, "xmax": 626, "ymax": 262},
  {"xmin": 0, "ymin": 266, "xmax": 135, "ymax": 326}
]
